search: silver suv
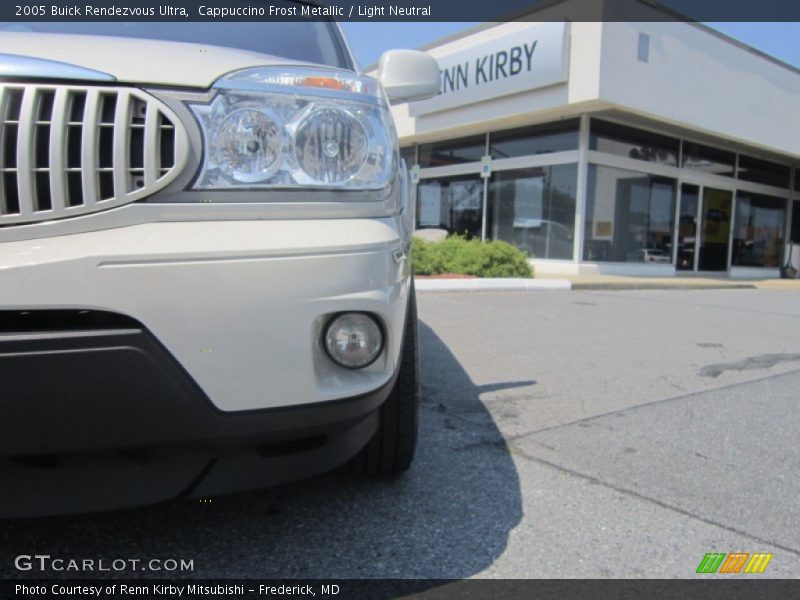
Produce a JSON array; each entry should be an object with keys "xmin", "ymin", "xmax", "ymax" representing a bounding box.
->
[{"xmin": 0, "ymin": 17, "xmax": 439, "ymax": 516}]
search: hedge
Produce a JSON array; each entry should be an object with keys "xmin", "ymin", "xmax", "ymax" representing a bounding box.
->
[{"xmin": 412, "ymin": 235, "xmax": 533, "ymax": 278}]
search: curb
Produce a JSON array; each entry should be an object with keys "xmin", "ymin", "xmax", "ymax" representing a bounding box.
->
[
  {"xmin": 570, "ymin": 282, "xmax": 757, "ymax": 291},
  {"xmin": 415, "ymin": 279, "xmax": 763, "ymax": 293},
  {"xmin": 415, "ymin": 278, "xmax": 572, "ymax": 292}
]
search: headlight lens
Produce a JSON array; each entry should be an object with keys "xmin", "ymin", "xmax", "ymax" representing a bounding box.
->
[
  {"xmin": 294, "ymin": 107, "xmax": 368, "ymax": 185},
  {"xmin": 212, "ymin": 108, "xmax": 283, "ymax": 183},
  {"xmin": 189, "ymin": 67, "xmax": 397, "ymax": 190}
]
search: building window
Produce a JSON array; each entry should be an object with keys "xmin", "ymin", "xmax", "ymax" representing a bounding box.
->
[
  {"xmin": 400, "ymin": 146, "xmax": 416, "ymax": 167},
  {"xmin": 589, "ymin": 119, "xmax": 679, "ymax": 166},
  {"xmin": 416, "ymin": 175, "xmax": 483, "ymax": 239},
  {"xmin": 792, "ymin": 200, "xmax": 800, "ymax": 244},
  {"xmin": 737, "ymin": 155, "xmax": 790, "ymax": 189},
  {"xmin": 637, "ymin": 33, "xmax": 650, "ymax": 63},
  {"xmin": 417, "ymin": 135, "xmax": 486, "ymax": 168},
  {"xmin": 795, "ymin": 168, "xmax": 800, "ymax": 192},
  {"xmin": 732, "ymin": 192, "xmax": 786, "ymax": 268},
  {"xmin": 681, "ymin": 142, "xmax": 735, "ymax": 178},
  {"xmin": 488, "ymin": 119, "xmax": 579, "ymax": 160},
  {"xmin": 487, "ymin": 164, "xmax": 577, "ymax": 259},
  {"xmin": 583, "ymin": 164, "xmax": 676, "ymax": 263}
]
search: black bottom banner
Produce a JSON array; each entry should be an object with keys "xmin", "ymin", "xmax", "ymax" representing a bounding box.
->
[{"xmin": 2, "ymin": 579, "xmax": 799, "ymax": 600}]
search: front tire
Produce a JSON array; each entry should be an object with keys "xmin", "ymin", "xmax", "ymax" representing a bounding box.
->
[{"xmin": 348, "ymin": 283, "xmax": 420, "ymax": 476}]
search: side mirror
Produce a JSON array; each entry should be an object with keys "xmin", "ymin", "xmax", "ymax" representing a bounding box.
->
[{"xmin": 377, "ymin": 50, "xmax": 439, "ymax": 105}]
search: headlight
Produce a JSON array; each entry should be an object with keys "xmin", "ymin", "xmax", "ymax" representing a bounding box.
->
[
  {"xmin": 212, "ymin": 108, "xmax": 283, "ymax": 182},
  {"xmin": 189, "ymin": 67, "xmax": 397, "ymax": 190}
]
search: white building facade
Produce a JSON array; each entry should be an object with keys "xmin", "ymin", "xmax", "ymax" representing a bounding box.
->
[{"xmin": 390, "ymin": 1, "xmax": 800, "ymax": 277}]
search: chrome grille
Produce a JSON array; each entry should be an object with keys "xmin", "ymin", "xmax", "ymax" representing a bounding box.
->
[{"xmin": 0, "ymin": 84, "xmax": 188, "ymax": 225}]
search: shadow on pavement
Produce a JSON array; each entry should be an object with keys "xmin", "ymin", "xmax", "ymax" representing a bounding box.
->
[{"xmin": 0, "ymin": 321, "xmax": 524, "ymax": 579}]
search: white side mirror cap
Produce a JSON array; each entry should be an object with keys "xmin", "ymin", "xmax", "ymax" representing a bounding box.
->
[{"xmin": 377, "ymin": 50, "xmax": 440, "ymax": 105}]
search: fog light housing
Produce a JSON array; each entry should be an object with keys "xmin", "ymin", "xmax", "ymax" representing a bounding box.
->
[{"xmin": 324, "ymin": 313, "xmax": 383, "ymax": 369}]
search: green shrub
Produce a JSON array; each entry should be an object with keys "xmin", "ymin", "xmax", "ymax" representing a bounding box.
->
[
  {"xmin": 411, "ymin": 235, "xmax": 533, "ymax": 278},
  {"xmin": 411, "ymin": 236, "xmax": 445, "ymax": 275}
]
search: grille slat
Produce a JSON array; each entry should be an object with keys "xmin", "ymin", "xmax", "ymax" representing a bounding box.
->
[
  {"xmin": 112, "ymin": 91, "xmax": 131, "ymax": 198},
  {"xmin": 0, "ymin": 86, "xmax": 7, "ymax": 215},
  {"xmin": 15, "ymin": 87, "xmax": 36, "ymax": 217},
  {"xmin": 143, "ymin": 100, "xmax": 160, "ymax": 188},
  {"xmin": 47, "ymin": 88, "xmax": 69, "ymax": 215},
  {"xmin": 80, "ymin": 88, "xmax": 101, "ymax": 207},
  {"xmin": 0, "ymin": 84, "xmax": 187, "ymax": 226}
]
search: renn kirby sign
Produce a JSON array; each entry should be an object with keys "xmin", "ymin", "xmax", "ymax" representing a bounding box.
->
[{"xmin": 409, "ymin": 22, "xmax": 570, "ymax": 116}]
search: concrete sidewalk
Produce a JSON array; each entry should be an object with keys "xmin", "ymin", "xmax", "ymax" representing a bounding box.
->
[
  {"xmin": 416, "ymin": 274, "xmax": 800, "ymax": 292},
  {"xmin": 540, "ymin": 274, "xmax": 800, "ymax": 291}
]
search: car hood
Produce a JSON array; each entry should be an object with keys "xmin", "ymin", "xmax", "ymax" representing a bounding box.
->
[{"xmin": 0, "ymin": 32, "xmax": 313, "ymax": 88}]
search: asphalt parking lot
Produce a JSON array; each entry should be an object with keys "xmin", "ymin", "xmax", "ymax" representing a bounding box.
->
[{"xmin": 1, "ymin": 288, "xmax": 799, "ymax": 579}]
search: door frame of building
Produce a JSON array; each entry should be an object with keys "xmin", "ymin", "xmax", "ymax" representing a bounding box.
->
[{"xmin": 675, "ymin": 179, "xmax": 736, "ymax": 274}]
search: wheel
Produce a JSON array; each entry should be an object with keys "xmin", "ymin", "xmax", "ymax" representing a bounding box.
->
[{"xmin": 347, "ymin": 282, "xmax": 420, "ymax": 476}]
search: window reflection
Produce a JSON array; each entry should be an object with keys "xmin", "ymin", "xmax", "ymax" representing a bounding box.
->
[
  {"xmin": 487, "ymin": 165, "xmax": 577, "ymax": 259},
  {"xmin": 583, "ymin": 164, "xmax": 676, "ymax": 263},
  {"xmin": 488, "ymin": 120, "xmax": 579, "ymax": 160},
  {"xmin": 416, "ymin": 176, "xmax": 483, "ymax": 239},
  {"xmin": 417, "ymin": 136, "xmax": 486, "ymax": 168},
  {"xmin": 590, "ymin": 119, "xmax": 679, "ymax": 166},
  {"xmin": 682, "ymin": 143, "xmax": 735, "ymax": 178},
  {"xmin": 677, "ymin": 184, "xmax": 699, "ymax": 270},
  {"xmin": 737, "ymin": 155, "xmax": 790, "ymax": 189},
  {"xmin": 400, "ymin": 146, "xmax": 416, "ymax": 167},
  {"xmin": 732, "ymin": 192, "xmax": 786, "ymax": 268}
]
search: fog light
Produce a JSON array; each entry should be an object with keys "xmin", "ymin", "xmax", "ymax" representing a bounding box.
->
[{"xmin": 324, "ymin": 313, "xmax": 383, "ymax": 369}]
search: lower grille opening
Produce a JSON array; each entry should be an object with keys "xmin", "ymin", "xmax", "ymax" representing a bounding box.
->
[{"xmin": 0, "ymin": 309, "xmax": 141, "ymax": 334}]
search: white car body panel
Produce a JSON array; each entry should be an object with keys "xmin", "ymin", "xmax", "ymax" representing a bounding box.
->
[
  {"xmin": 0, "ymin": 33, "xmax": 309, "ymax": 87},
  {"xmin": 0, "ymin": 218, "xmax": 410, "ymax": 412}
]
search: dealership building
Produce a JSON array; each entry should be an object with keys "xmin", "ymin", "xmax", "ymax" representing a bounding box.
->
[{"xmin": 389, "ymin": 0, "xmax": 800, "ymax": 276}]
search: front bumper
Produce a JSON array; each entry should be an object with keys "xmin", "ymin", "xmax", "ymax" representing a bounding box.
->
[
  {"xmin": 0, "ymin": 217, "xmax": 410, "ymax": 516},
  {"xmin": 0, "ymin": 311, "xmax": 394, "ymax": 516},
  {"xmin": 0, "ymin": 217, "xmax": 411, "ymax": 412}
]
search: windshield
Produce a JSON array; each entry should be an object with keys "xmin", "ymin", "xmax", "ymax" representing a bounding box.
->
[{"xmin": 0, "ymin": 20, "xmax": 352, "ymax": 70}]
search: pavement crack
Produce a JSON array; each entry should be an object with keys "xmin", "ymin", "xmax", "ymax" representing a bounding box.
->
[
  {"xmin": 509, "ymin": 443, "xmax": 800, "ymax": 557},
  {"xmin": 578, "ymin": 291, "xmax": 800, "ymax": 319},
  {"xmin": 508, "ymin": 366, "xmax": 800, "ymax": 440},
  {"xmin": 699, "ymin": 353, "xmax": 800, "ymax": 378}
]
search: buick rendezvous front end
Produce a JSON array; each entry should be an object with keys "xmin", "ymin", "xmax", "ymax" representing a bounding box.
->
[{"xmin": 0, "ymin": 18, "xmax": 439, "ymax": 517}]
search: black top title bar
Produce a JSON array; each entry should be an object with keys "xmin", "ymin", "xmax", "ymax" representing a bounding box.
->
[{"xmin": 0, "ymin": 0, "xmax": 798, "ymax": 22}]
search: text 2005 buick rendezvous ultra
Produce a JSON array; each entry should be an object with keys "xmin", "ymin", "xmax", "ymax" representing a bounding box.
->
[{"xmin": 0, "ymin": 16, "xmax": 439, "ymax": 516}]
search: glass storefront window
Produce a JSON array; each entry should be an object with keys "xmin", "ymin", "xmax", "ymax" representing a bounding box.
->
[
  {"xmin": 677, "ymin": 184, "xmax": 699, "ymax": 270},
  {"xmin": 589, "ymin": 119, "xmax": 679, "ymax": 166},
  {"xmin": 487, "ymin": 164, "xmax": 577, "ymax": 259},
  {"xmin": 737, "ymin": 155, "xmax": 790, "ymax": 189},
  {"xmin": 732, "ymin": 192, "xmax": 786, "ymax": 268},
  {"xmin": 488, "ymin": 119, "xmax": 579, "ymax": 160},
  {"xmin": 583, "ymin": 164, "xmax": 676, "ymax": 263},
  {"xmin": 417, "ymin": 135, "xmax": 486, "ymax": 168},
  {"xmin": 681, "ymin": 142, "xmax": 735, "ymax": 178},
  {"xmin": 792, "ymin": 200, "xmax": 800, "ymax": 244},
  {"xmin": 416, "ymin": 175, "xmax": 483, "ymax": 239},
  {"xmin": 400, "ymin": 146, "xmax": 416, "ymax": 167}
]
